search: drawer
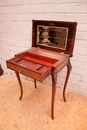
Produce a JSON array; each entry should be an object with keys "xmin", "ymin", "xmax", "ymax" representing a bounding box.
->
[{"xmin": 6, "ymin": 57, "xmax": 51, "ymax": 82}]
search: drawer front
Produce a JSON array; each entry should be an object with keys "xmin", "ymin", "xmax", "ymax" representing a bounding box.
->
[{"xmin": 6, "ymin": 61, "xmax": 51, "ymax": 82}]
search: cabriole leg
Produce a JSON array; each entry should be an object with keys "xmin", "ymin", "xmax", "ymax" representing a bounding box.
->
[
  {"xmin": 15, "ymin": 71, "xmax": 23, "ymax": 100},
  {"xmin": 63, "ymin": 61, "xmax": 72, "ymax": 102},
  {"xmin": 51, "ymin": 70, "xmax": 57, "ymax": 119}
]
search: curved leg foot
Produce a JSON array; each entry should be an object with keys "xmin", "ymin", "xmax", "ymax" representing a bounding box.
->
[
  {"xmin": 19, "ymin": 96, "xmax": 22, "ymax": 100},
  {"xmin": 64, "ymin": 98, "xmax": 67, "ymax": 102},
  {"xmin": 51, "ymin": 115, "xmax": 54, "ymax": 120}
]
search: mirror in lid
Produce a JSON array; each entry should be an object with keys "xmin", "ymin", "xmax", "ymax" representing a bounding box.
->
[{"xmin": 37, "ymin": 25, "xmax": 68, "ymax": 50}]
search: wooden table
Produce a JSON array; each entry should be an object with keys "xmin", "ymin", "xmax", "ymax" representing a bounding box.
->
[{"xmin": 6, "ymin": 47, "xmax": 72, "ymax": 119}]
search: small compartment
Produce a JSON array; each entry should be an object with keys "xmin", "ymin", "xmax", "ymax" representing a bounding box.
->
[{"xmin": 15, "ymin": 52, "xmax": 58, "ymax": 66}]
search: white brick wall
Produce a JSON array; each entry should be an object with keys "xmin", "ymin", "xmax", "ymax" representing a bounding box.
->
[{"xmin": 0, "ymin": 0, "xmax": 87, "ymax": 96}]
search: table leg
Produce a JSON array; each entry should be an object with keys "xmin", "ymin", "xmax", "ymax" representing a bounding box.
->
[
  {"xmin": 51, "ymin": 60, "xmax": 71, "ymax": 119},
  {"xmin": 63, "ymin": 60, "xmax": 72, "ymax": 102},
  {"xmin": 51, "ymin": 70, "xmax": 57, "ymax": 119},
  {"xmin": 34, "ymin": 79, "xmax": 37, "ymax": 88},
  {"xmin": 15, "ymin": 71, "xmax": 23, "ymax": 100}
]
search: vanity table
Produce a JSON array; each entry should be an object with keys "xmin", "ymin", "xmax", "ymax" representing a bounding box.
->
[{"xmin": 6, "ymin": 20, "xmax": 77, "ymax": 119}]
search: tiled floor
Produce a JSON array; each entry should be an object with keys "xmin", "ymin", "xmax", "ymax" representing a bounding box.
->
[{"xmin": 0, "ymin": 74, "xmax": 87, "ymax": 130}]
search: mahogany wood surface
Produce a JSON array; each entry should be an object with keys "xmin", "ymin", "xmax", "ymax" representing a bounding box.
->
[{"xmin": 6, "ymin": 47, "xmax": 72, "ymax": 119}]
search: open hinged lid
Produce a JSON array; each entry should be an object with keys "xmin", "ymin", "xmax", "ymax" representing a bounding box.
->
[{"xmin": 32, "ymin": 20, "xmax": 77, "ymax": 57}]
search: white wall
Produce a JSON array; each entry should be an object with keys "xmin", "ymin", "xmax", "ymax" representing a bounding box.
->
[{"xmin": 0, "ymin": 0, "xmax": 87, "ymax": 95}]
